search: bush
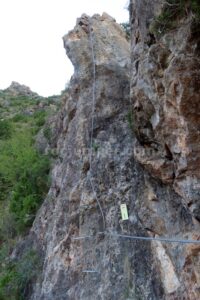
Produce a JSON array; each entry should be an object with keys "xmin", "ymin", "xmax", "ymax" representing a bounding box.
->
[
  {"xmin": 0, "ymin": 173, "xmax": 11, "ymax": 202},
  {"xmin": 12, "ymin": 114, "xmax": 29, "ymax": 123},
  {"xmin": 33, "ymin": 110, "xmax": 46, "ymax": 127},
  {"xmin": 0, "ymin": 250, "xmax": 42, "ymax": 300},
  {"xmin": 0, "ymin": 120, "xmax": 12, "ymax": 139},
  {"xmin": 191, "ymin": 0, "xmax": 200, "ymax": 20},
  {"xmin": 120, "ymin": 22, "xmax": 131, "ymax": 39},
  {"xmin": 0, "ymin": 92, "xmax": 52, "ymax": 299},
  {"xmin": 150, "ymin": 0, "xmax": 200, "ymax": 36},
  {"xmin": 0, "ymin": 207, "xmax": 16, "ymax": 241},
  {"xmin": 43, "ymin": 126, "xmax": 51, "ymax": 141},
  {"xmin": 0, "ymin": 91, "xmax": 52, "ymax": 292},
  {"xmin": 126, "ymin": 110, "xmax": 134, "ymax": 131},
  {"xmin": 9, "ymin": 154, "xmax": 50, "ymax": 233},
  {"xmin": 0, "ymin": 125, "xmax": 51, "ymax": 234}
]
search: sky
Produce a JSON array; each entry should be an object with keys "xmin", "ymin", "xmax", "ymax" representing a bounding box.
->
[{"xmin": 0, "ymin": 0, "xmax": 129, "ymax": 96}]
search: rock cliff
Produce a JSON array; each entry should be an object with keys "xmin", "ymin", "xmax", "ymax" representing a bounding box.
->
[
  {"xmin": 130, "ymin": 0, "xmax": 200, "ymax": 298},
  {"xmin": 23, "ymin": 5, "xmax": 200, "ymax": 300},
  {"xmin": 130, "ymin": 0, "xmax": 200, "ymax": 222}
]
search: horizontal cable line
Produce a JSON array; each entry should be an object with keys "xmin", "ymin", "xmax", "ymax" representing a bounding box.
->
[
  {"xmin": 72, "ymin": 235, "xmax": 93, "ymax": 240},
  {"xmin": 82, "ymin": 270, "xmax": 99, "ymax": 273},
  {"xmin": 107, "ymin": 233, "xmax": 200, "ymax": 244},
  {"xmin": 72, "ymin": 231, "xmax": 200, "ymax": 244},
  {"xmin": 72, "ymin": 232, "xmax": 104, "ymax": 240}
]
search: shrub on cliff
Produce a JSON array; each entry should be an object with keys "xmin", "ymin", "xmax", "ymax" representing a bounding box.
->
[
  {"xmin": 150, "ymin": 0, "xmax": 200, "ymax": 36},
  {"xmin": 120, "ymin": 22, "xmax": 131, "ymax": 39},
  {"xmin": 0, "ymin": 250, "xmax": 42, "ymax": 300}
]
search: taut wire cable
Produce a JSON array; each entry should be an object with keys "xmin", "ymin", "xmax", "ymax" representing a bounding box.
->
[{"xmin": 88, "ymin": 18, "xmax": 106, "ymax": 230}]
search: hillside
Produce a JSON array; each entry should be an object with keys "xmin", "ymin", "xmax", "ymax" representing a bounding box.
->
[{"xmin": 0, "ymin": 82, "xmax": 60, "ymax": 299}]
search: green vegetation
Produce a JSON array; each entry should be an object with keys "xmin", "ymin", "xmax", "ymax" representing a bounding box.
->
[
  {"xmin": 92, "ymin": 142, "xmax": 99, "ymax": 152},
  {"xmin": 120, "ymin": 22, "xmax": 131, "ymax": 39},
  {"xmin": 150, "ymin": 0, "xmax": 200, "ymax": 37},
  {"xmin": 33, "ymin": 110, "xmax": 46, "ymax": 127},
  {"xmin": 0, "ymin": 113, "xmax": 50, "ymax": 235},
  {"xmin": 191, "ymin": 0, "xmax": 200, "ymax": 19},
  {"xmin": 9, "ymin": 152, "xmax": 50, "ymax": 233},
  {"xmin": 0, "ymin": 120, "xmax": 12, "ymax": 139},
  {"xmin": 43, "ymin": 126, "xmax": 51, "ymax": 141},
  {"xmin": 126, "ymin": 110, "xmax": 134, "ymax": 131},
  {"xmin": 11, "ymin": 114, "xmax": 29, "ymax": 123},
  {"xmin": 0, "ymin": 249, "xmax": 42, "ymax": 300},
  {"xmin": 0, "ymin": 89, "xmax": 56, "ymax": 298}
]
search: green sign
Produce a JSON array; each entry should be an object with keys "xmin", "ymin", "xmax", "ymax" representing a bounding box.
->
[{"xmin": 120, "ymin": 204, "xmax": 129, "ymax": 221}]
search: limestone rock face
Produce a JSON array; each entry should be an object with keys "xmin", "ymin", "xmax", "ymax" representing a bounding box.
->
[
  {"xmin": 130, "ymin": 0, "xmax": 200, "ymax": 298},
  {"xmin": 27, "ymin": 10, "xmax": 200, "ymax": 300},
  {"xmin": 130, "ymin": 1, "xmax": 200, "ymax": 221}
]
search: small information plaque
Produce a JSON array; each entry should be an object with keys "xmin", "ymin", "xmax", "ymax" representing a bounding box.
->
[{"xmin": 120, "ymin": 204, "xmax": 129, "ymax": 221}]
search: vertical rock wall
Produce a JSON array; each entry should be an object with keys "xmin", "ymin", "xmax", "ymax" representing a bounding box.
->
[
  {"xmin": 26, "ymin": 7, "xmax": 200, "ymax": 300},
  {"xmin": 130, "ymin": 0, "xmax": 200, "ymax": 220},
  {"xmin": 130, "ymin": 0, "xmax": 200, "ymax": 298}
]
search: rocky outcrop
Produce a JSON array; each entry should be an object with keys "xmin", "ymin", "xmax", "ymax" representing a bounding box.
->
[
  {"xmin": 25, "ymin": 7, "xmax": 200, "ymax": 300},
  {"xmin": 4, "ymin": 81, "xmax": 40, "ymax": 98},
  {"xmin": 0, "ymin": 82, "xmax": 42, "ymax": 118}
]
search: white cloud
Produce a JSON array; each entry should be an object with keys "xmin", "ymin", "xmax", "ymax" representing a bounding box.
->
[{"xmin": 0, "ymin": 0, "xmax": 129, "ymax": 96}]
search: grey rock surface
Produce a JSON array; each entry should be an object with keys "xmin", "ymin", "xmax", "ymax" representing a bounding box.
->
[
  {"xmin": 25, "ymin": 8, "xmax": 200, "ymax": 300},
  {"xmin": 130, "ymin": 0, "xmax": 200, "ymax": 298}
]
